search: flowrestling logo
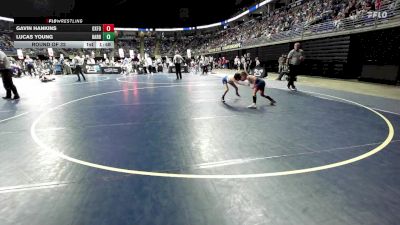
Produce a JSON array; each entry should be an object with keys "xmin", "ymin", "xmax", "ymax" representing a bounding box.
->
[
  {"xmin": 46, "ymin": 19, "xmax": 84, "ymax": 24},
  {"xmin": 367, "ymin": 11, "xmax": 388, "ymax": 19}
]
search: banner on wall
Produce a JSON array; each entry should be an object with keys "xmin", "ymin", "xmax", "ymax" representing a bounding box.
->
[
  {"xmin": 84, "ymin": 64, "xmax": 102, "ymax": 74},
  {"xmin": 208, "ymin": 47, "xmax": 221, "ymax": 53},
  {"xmin": 101, "ymin": 67, "xmax": 122, "ymax": 74},
  {"xmin": 129, "ymin": 50, "xmax": 134, "ymax": 58}
]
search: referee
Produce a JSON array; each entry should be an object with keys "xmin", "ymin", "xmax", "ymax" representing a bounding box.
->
[
  {"xmin": 0, "ymin": 50, "xmax": 20, "ymax": 100},
  {"xmin": 73, "ymin": 54, "xmax": 86, "ymax": 82},
  {"xmin": 286, "ymin": 42, "xmax": 304, "ymax": 90},
  {"xmin": 173, "ymin": 51, "xmax": 184, "ymax": 80}
]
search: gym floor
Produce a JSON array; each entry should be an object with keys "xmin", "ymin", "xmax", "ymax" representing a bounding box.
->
[{"xmin": 0, "ymin": 72, "xmax": 399, "ymax": 225}]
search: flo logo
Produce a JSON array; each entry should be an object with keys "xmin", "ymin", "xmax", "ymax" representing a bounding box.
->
[
  {"xmin": 253, "ymin": 67, "xmax": 265, "ymax": 77},
  {"xmin": 367, "ymin": 11, "xmax": 388, "ymax": 19}
]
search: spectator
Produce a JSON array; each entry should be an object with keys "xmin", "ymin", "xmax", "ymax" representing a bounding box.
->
[
  {"xmin": 234, "ymin": 56, "xmax": 240, "ymax": 70},
  {"xmin": 277, "ymin": 54, "xmax": 287, "ymax": 80}
]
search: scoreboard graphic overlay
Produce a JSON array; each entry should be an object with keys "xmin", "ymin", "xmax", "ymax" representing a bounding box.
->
[{"xmin": 13, "ymin": 18, "xmax": 115, "ymax": 49}]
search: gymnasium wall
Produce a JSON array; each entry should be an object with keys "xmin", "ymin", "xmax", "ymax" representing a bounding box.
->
[{"xmin": 209, "ymin": 26, "xmax": 400, "ymax": 84}]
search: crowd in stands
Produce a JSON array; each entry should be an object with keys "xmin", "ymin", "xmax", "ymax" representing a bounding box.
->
[
  {"xmin": 0, "ymin": 21, "xmax": 12, "ymax": 32},
  {"xmin": 0, "ymin": 22, "xmax": 15, "ymax": 52},
  {"xmin": 117, "ymin": 34, "xmax": 202, "ymax": 56},
  {"xmin": 117, "ymin": 39, "xmax": 139, "ymax": 56},
  {"xmin": 196, "ymin": 0, "xmax": 397, "ymax": 51},
  {"xmin": 160, "ymin": 35, "xmax": 198, "ymax": 55},
  {"xmin": 0, "ymin": 32, "xmax": 14, "ymax": 52},
  {"xmin": 1, "ymin": 0, "xmax": 398, "ymax": 57},
  {"xmin": 144, "ymin": 37, "xmax": 156, "ymax": 54}
]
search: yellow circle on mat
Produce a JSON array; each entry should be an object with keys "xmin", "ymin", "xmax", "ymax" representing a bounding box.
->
[{"xmin": 30, "ymin": 84, "xmax": 395, "ymax": 179}]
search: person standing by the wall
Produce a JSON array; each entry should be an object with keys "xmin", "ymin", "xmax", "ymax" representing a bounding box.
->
[
  {"xmin": 146, "ymin": 55, "xmax": 153, "ymax": 75},
  {"xmin": 0, "ymin": 50, "xmax": 19, "ymax": 100},
  {"xmin": 173, "ymin": 50, "xmax": 184, "ymax": 80},
  {"xmin": 240, "ymin": 56, "xmax": 246, "ymax": 71},
  {"xmin": 255, "ymin": 57, "xmax": 261, "ymax": 67},
  {"xmin": 203, "ymin": 56, "xmax": 209, "ymax": 75},
  {"xmin": 286, "ymin": 43, "xmax": 304, "ymax": 90},
  {"xmin": 64, "ymin": 59, "xmax": 72, "ymax": 75},
  {"xmin": 277, "ymin": 54, "xmax": 287, "ymax": 81},
  {"xmin": 132, "ymin": 54, "xmax": 139, "ymax": 74},
  {"xmin": 250, "ymin": 56, "xmax": 260, "ymax": 74},
  {"xmin": 222, "ymin": 57, "xmax": 228, "ymax": 69},
  {"xmin": 245, "ymin": 53, "xmax": 252, "ymax": 73},
  {"xmin": 25, "ymin": 55, "xmax": 36, "ymax": 77},
  {"xmin": 234, "ymin": 56, "xmax": 240, "ymax": 71}
]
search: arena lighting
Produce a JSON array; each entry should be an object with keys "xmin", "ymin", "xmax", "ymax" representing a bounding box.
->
[
  {"xmin": 156, "ymin": 28, "xmax": 184, "ymax": 32},
  {"xmin": 115, "ymin": 28, "xmax": 153, "ymax": 31},
  {"xmin": 0, "ymin": 16, "xmax": 14, "ymax": 22},
  {"xmin": 226, "ymin": 10, "xmax": 250, "ymax": 23},
  {"xmin": 138, "ymin": 28, "xmax": 153, "ymax": 32},
  {"xmin": 258, "ymin": 0, "xmax": 269, "ymax": 7},
  {"xmin": 155, "ymin": 27, "xmax": 196, "ymax": 32},
  {"xmin": 115, "ymin": 27, "xmax": 139, "ymax": 31},
  {"xmin": 196, "ymin": 0, "xmax": 271, "ymax": 29},
  {"xmin": 196, "ymin": 22, "xmax": 222, "ymax": 30},
  {"xmin": 183, "ymin": 27, "xmax": 196, "ymax": 31}
]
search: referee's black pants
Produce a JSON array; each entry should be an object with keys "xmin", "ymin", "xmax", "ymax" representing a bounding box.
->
[
  {"xmin": 1, "ymin": 69, "xmax": 19, "ymax": 98},
  {"xmin": 175, "ymin": 63, "xmax": 182, "ymax": 79},
  {"xmin": 202, "ymin": 65, "xmax": 208, "ymax": 74},
  {"xmin": 75, "ymin": 65, "xmax": 86, "ymax": 81},
  {"xmin": 27, "ymin": 64, "xmax": 35, "ymax": 76},
  {"xmin": 288, "ymin": 64, "xmax": 300, "ymax": 89}
]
